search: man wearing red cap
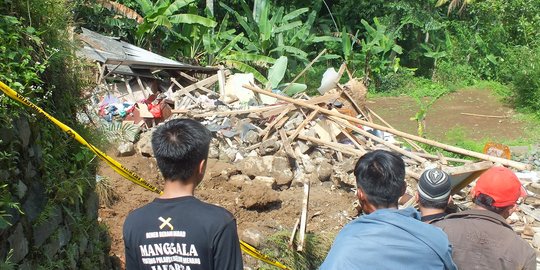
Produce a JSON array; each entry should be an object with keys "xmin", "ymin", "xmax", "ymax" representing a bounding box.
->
[{"xmin": 434, "ymin": 166, "xmax": 536, "ymax": 270}]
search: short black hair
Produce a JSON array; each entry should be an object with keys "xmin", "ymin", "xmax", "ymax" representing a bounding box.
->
[
  {"xmin": 151, "ymin": 118, "xmax": 212, "ymax": 182},
  {"xmin": 473, "ymin": 193, "xmax": 506, "ymax": 214},
  {"xmin": 418, "ymin": 196, "xmax": 448, "ymax": 210},
  {"xmin": 354, "ymin": 150, "xmax": 406, "ymax": 208}
]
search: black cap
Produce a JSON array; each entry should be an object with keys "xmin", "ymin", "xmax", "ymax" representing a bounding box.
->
[{"xmin": 418, "ymin": 168, "xmax": 451, "ymax": 202}]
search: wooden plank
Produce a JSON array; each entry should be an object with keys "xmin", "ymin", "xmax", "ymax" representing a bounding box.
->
[
  {"xmin": 173, "ymin": 74, "xmax": 219, "ymax": 97},
  {"xmin": 260, "ymin": 107, "xmax": 292, "ymax": 139},
  {"xmin": 291, "ymin": 132, "xmax": 366, "ymax": 156},
  {"xmin": 262, "ymin": 93, "xmax": 341, "ymax": 118},
  {"xmin": 329, "ymin": 116, "xmax": 427, "ymax": 164},
  {"xmin": 124, "ymin": 79, "xmax": 136, "ymax": 101},
  {"xmin": 443, "ymin": 161, "xmax": 493, "ymax": 193},
  {"xmin": 368, "ymin": 107, "xmax": 426, "ymax": 153},
  {"xmin": 297, "ymin": 181, "xmax": 310, "ymax": 252},
  {"xmin": 193, "ymin": 106, "xmax": 280, "ymax": 118},
  {"xmin": 136, "ymin": 76, "xmax": 148, "ymax": 99},
  {"xmin": 288, "ymin": 218, "xmax": 300, "ymax": 248},
  {"xmin": 279, "ymin": 129, "xmax": 297, "ymax": 160},
  {"xmin": 289, "ymin": 109, "xmax": 319, "ymax": 141},
  {"xmin": 178, "ymin": 71, "xmax": 198, "ymax": 82},
  {"xmin": 217, "ymin": 68, "xmax": 226, "ymax": 97},
  {"xmin": 244, "ymin": 84, "xmax": 531, "ymax": 171}
]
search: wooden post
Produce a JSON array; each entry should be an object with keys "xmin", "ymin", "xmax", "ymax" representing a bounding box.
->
[
  {"xmin": 297, "ymin": 181, "xmax": 310, "ymax": 252},
  {"xmin": 243, "ymin": 84, "xmax": 531, "ymax": 171}
]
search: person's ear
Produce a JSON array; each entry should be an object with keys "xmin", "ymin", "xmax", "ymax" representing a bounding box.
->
[
  {"xmin": 400, "ymin": 183, "xmax": 406, "ymax": 196},
  {"xmin": 447, "ymin": 195, "xmax": 453, "ymax": 204},
  {"xmin": 414, "ymin": 192, "xmax": 420, "ymax": 203},
  {"xmin": 197, "ymin": 159, "xmax": 207, "ymax": 177},
  {"xmin": 357, "ymin": 187, "xmax": 365, "ymax": 201}
]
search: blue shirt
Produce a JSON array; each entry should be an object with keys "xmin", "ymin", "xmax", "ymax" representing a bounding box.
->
[{"xmin": 320, "ymin": 207, "xmax": 457, "ymax": 270}]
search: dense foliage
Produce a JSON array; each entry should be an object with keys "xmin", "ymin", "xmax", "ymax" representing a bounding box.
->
[
  {"xmin": 1, "ymin": 0, "xmax": 109, "ymax": 268},
  {"xmin": 74, "ymin": 0, "xmax": 540, "ymax": 115}
]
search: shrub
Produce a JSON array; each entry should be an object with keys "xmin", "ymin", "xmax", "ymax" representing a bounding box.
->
[{"xmin": 499, "ymin": 45, "xmax": 540, "ymax": 116}]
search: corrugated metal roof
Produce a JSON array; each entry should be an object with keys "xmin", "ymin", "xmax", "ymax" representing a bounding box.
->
[{"xmin": 77, "ymin": 28, "xmax": 217, "ymax": 74}]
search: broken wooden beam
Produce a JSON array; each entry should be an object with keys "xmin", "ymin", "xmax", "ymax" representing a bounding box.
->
[
  {"xmin": 297, "ymin": 181, "xmax": 310, "ymax": 252},
  {"xmin": 244, "ymin": 84, "xmax": 531, "ymax": 171}
]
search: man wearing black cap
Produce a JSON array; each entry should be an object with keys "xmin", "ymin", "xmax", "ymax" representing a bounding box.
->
[{"xmin": 416, "ymin": 168, "xmax": 452, "ymax": 224}]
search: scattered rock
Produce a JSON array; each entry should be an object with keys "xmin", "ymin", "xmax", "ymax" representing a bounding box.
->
[
  {"xmin": 17, "ymin": 180, "xmax": 27, "ymax": 199},
  {"xmin": 242, "ymin": 227, "xmax": 264, "ymax": 247},
  {"xmin": 117, "ymin": 142, "xmax": 135, "ymax": 157},
  {"xmin": 253, "ymin": 176, "xmax": 276, "ymax": 189},
  {"xmin": 32, "ymin": 206, "xmax": 63, "ymax": 247},
  {"xmin": 15, "ymin": 117, "xmax": 31, "ymax": 149},
  {"xmin": 137, "ymin": 130, "xmax": 154, "ymax": 157},
  {"xmin": 317, "ymin": 161, "xmax": 333, "ymax": 182},
  {"xmin": 8, "ymin": 223, "xmax": 28, "ymax": 263},
  {"xmin": 239, "ymin": 156, "xmax": 294, "ymax": 186},
  {"xmin": 229, "ymin": 174, "xmax": 250, "ymax": 188}
]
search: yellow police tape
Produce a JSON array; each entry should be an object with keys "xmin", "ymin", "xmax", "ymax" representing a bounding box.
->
[{"xmin": 0, "ymin": 81, "xmax": 290, "ymax": 270}]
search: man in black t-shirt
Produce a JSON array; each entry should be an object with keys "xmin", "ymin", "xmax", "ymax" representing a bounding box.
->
[{"xmin": 123, "ymin": 119, "xmax": 243, "ymax": 270}]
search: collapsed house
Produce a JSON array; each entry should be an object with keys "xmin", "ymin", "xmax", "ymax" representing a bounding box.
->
[{"xmin": 77, "ymin": 29, "xmax": 540, "ymax": 252}]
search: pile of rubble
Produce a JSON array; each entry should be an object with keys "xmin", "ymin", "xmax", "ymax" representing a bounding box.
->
[{"xmin": 118, "ymin": 63, "xmax": 537, "ymax": 254}]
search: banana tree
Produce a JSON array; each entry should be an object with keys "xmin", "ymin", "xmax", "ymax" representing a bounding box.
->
[
  {"xmin": 201, "ymin": 13, "xmax": 276, "ymax": 84},
  {"xmin": 134, "ymin": 0, "xmax": 216, "ymax": 52},
  {"xmin": 219, "ymin": 0, "xmax": 334, "ymax": 69}
]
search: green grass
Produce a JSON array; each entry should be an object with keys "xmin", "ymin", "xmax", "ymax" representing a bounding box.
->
[{"xmin": 257, "ymin": 230, "xmax": 334, "ymax": 270}]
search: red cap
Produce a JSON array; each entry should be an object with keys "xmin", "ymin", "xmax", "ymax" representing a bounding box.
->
[{"xmin": 473, "ymin": 167, "xmax": 527, "ymax": 207}]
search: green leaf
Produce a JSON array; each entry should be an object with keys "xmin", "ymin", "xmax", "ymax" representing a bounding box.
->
[
  {"xmin": 134, "ymin": 0, "xmax": 154, "ymax": 15},
  {"xmin": 282, "ymin": 8, "xmax": 309, "ymax": 22},
  {"xmin": 169, "ymin": 14, "xmax": 217, "ymax": 27},
  {"xmin": 224, "ymin": 53, "xmax": 276, "ymax": 66},
  {"xmin": 313, "ymin": 36, "xmax": 341, "ymax": 43},
  {"xmin": 219, "ymin": 2, "xmax": 256, "ymax": 40},
  {"xmin": 281, "ymin": 83, "xmax": 307, "ymax": 96},
  {"xmin": 275, "ymin": 21, "xmax": 303, "ymax": 33},
  {"xmin": 342, "ymin": 28, "xmax": 352, "ymax": 61},
  {"xmin": 267, "ymin": 56, "xmax": 288, "ymax": 89},
  {"xmin": 225, "ymin": 60, "xmax": 268, "ymax": 84},
  {"xmin": 164, "ymin": 0, "xmax": 195, "ymax": 16}
]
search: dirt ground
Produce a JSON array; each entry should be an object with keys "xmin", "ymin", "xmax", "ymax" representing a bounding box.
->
[
  {"xmin": 98, "ymin": 88, "xmax": 530, "ymax": 268},
  {"xmin": 369, "ymin": 88, "xmax": 525, "ymax": 141}
]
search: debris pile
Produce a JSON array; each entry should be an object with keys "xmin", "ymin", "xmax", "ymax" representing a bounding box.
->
[{"xmin": 77, "ymin": 29, "xmax": 538, "ymax": 253}]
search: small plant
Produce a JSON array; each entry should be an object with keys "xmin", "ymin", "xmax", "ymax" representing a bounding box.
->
[
  {"xmin": 0, "ymin": 249, "xmax": 16, "ymax": 270},
  {"xmin": 410, "ymin": 91, "xmax": 445, "ymax": 137},
  {"xmin": 99, "ymin": 121, "xmax": 140, "ymax": 143},
  {"xmin": 95, "ymin": 175, "xmax": 120, "ymax": 208},
  {"xmin": 258, "ymin": 230, "xmax": 333, "ymax": 270},
  {"xmin": 0, "ymin": 184, "xmax": 23, "ymax": 230}
]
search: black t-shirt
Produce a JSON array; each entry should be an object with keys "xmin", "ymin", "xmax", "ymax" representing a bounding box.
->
[{"xmin": 123, "ymin": 196, "xmax": 243, "ymax": 270}]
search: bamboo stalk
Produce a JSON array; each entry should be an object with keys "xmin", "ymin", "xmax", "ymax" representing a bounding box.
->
[{"xmin": 244, "ymin": 84, "xmax": 530, "ymax": 170}]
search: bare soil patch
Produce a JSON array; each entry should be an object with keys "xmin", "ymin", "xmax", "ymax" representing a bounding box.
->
[
  {"xmin": 369, "ymin": 88, "xmax": 526, "ymax": 141},
  {"xmin": 98, "ymin": 154, "xmax": 355, "ymax": 268}
]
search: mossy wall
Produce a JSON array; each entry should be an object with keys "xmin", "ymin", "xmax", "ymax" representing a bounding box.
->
[{"xmin": 0, "ymin": 0, "xmax": 114, "ymax": 268}]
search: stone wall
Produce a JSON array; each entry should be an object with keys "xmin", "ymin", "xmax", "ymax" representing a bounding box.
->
[{"xmin": 0, "ymin": 117, "xmax": 114, "ymax": 269}]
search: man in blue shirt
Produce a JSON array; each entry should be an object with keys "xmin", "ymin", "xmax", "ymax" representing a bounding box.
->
[{"xmin": 320, "ymin": 150, "xmax": 456, "ymax": 270}]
